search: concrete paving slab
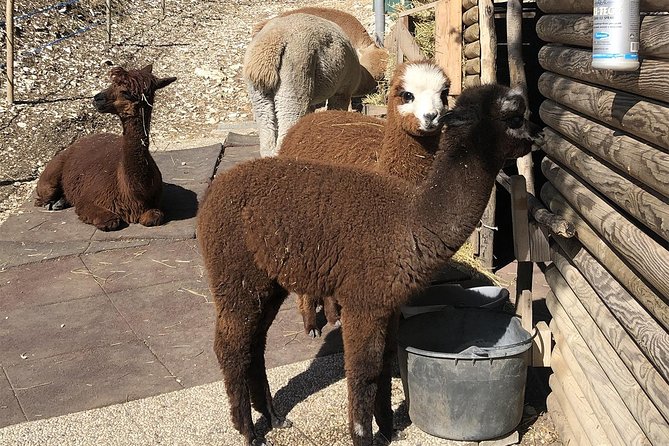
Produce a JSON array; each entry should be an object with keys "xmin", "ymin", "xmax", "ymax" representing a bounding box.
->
[
  {"xmin": 0, "ymin": 369, "xmax": 26, "ymax": 427},
  {"xmin": 79, "ymin": 239, "xmax": 203, "ymax": 294},
  {"xmin": 0, "ymin": 207, "xmax": 96, "ymax": 243},
  {"xmin": 3, "ymin": 340, "xmax": 181, "ymax": 425},
  {"xmin": 0, "ymin": 293, "xmax": 135, "ymax": 366},
  {"xmin": 83, "ymin": 238, "xmax": 151, "ymax": 255},
  {"xmin": 216, "ymin": 143, "xmax": 261, "ymax": 174},
  {"xmin": 0, "ymin": 240, "xmax": 91, "ymax": 270},
  {"xmin": 0, "ymin": 256, "xmax": 102, "ymax": 311}
]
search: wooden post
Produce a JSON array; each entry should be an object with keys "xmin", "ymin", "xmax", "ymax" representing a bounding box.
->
[
  {"xmin": 478, "ymin": 0, "xmax": 496, "ymax": 83},
  {"xmin": 434, "ymin": 0, "xmax": 462, "ymax": 95},
  {"xmin": 5, "ymin": 0, "xmax": 14, "ymax": 104},
  {"xmin": 106, "ymin": 0, "xmax": 112, "ymax": 44}
]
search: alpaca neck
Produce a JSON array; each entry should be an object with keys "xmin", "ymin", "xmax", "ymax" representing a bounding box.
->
[
  {"xmin": 119, "ymin": 110, "xmax": 153, "ymax": 177},
  {"xmin": 377, "ymin": 106, "xmax": 440, "ymax": 183},
  {"xmin": 413, "ymin": 128, "xmax": 502, "ymax": 269}
]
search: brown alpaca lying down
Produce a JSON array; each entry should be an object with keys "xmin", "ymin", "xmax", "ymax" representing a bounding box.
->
[
  {"xmin": 280, "ymin": 61, "xmax": 450, "ymax": 337},
  {"xmin": 34, "ymin": 64, "xmax": 176, "ymax": 231},
  {"xmin": 197, "ymin": 84, "xmax": 538, "ymax": 446}
]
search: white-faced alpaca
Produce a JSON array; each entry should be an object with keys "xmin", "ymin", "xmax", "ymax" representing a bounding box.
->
[
  {"xmin": 197, "ymin": 84, "xmax": 538, "ymax": 446},
  {"xmin": 253, "ymin": 7, "xmax": 388, "ymax": 97},
  {"xmin": 280, "ymin": 61, "xmax": 450, "ymax": 337},
  {"xmin": 34, "ymin": 65, "xmax": 176, "ymax": 231},
  {"xmin": 243, "ymin": 13, "xmax": 367, "ymax": 157}
]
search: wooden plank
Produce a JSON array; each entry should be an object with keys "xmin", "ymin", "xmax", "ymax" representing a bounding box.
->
[
  {"xmin": 463, "ymin": 0, "xmax": 478, "ymax": 10},
  {"xmin": 540, "ymin": 100, "xmax": 669, "ymax": 197},
  {"xmin": 397, "ymin": 17, "xmax": 426, "ymax": 63},
  {"xmin": 478, "ymin": 0, "xmax": 496, "ymax": 83},
  {"xmin": 510, "ymin": 175, "xmax": 530, "ymax": 261},
  {"xmin": 518, "ymin": 289, "xmax": 532, "ymax": 333},
  {"xmin": 549, "ymin": 247, "xmax": 669, "ymax": 418},
  {"xmin": 546, "ymin": 266, "xmax": 669, "ymax": 441},
  {"xmin": 464, "ymin": 57, "xmax": 481, "ymax": 75},
  {"xmin": 528, "ymin": 221, "xmax": 550, "ymax": 262},
  {"xmin": 551, "ymin": 346, "xmax": 627, "ymax": 446},
  {"xmin": 464, "ymin": 74, "xmax": 481, "ymax": 88},
  {"xmin": 539, "ymin": 72, "xmax": 669, "ymax": 150},
  {"xmin": 541, "ymin": 158, "xmax": 669, "ymax": 301},
  {"xmin": 397, "ymin": 1, "xmax": 440, "ymax": 17},
  {"xmin": 548, "ymin": 375, "xmax": 595, "ymax": 446},
  {"xmin": 539, "ymin": 44, "xmax": 669, "ymax": 104},
  {"xmin": 464, "ymin": 40, "xmax": 480, "ymax": 59},
  {"xmin": 547, "ymin": 294, "xmax": 654, "ymax": 446},
  {"xmin": 537, "ymin": 0, "xmax": 667, "ymax": 13},
  {"xmin": 463, "ymin": 5, "xmax": 478, "ymax": 26},
  {"xmin": 541, "ymin": 183, "xmax": 669, "ymax": 331},
  {"xmin": 542, "ymin": 129, "xmax": 669, "ymax": 242},
  {"xmin": 435, "ymin": 0, "xmax": 462, "ymax": 95},
  {"xmin": 536, "ymin": 15, "xmax": 669, "ymax": 59},
  {"xmin": 463, "ymin": 23, "xmax": 480, "ymax": 43},
  {"xmin": 532, "ymin": 321, "xmax": 551, "ymax": 367}
]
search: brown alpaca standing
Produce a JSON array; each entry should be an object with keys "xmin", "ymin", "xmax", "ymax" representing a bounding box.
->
[
  {"xmin": 34, "ymin": 64, "xmax": 176, "ymax": 231},
  {"xmin": 280, "ymin": 61, "xmax": 450, "ymax": 337},
  {"xmin": 197, "ymin": 84, "xmax": 537, "ymax": 446}
]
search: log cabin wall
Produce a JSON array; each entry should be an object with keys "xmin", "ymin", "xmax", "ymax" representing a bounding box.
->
[{"xmin": 535, "ymin": 0, "xmax": 669, "ymax": 444}]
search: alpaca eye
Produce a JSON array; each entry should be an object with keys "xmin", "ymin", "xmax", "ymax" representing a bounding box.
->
[
  {"xmin": 401, "ymin": 91, "xmax": 414, "ymax": 103},
  {"xmin": 121, "ymin": 91, "xmax": 134, "ymax": 100},
  {"xmin": 507, "ymin": 116, "xmax": 524, "ymax": 129}
]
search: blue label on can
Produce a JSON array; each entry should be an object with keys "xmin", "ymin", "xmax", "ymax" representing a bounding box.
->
[{"xmin": 594, "ymin": 32, "xmax": 610, "ymax": 39}]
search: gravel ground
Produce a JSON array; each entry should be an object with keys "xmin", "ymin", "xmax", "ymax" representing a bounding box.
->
[{"xmin": 0, "ymin": 1, "xmax": 560, "ymax": 444}]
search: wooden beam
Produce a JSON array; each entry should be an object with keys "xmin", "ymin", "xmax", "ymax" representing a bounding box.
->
[
  {"xmin": 547, "ymin": 293, "xmax": 655, "ymax": 445},
  {"xmin": 464, "ymin": 57, "xmax": 480, "ymax": 75},
  {"xmin": 462, "ymin": 5, "xmax": 478, "ymax": 26},
  {"xmin": 397, "ymin": 1, "xmax": 440, "ymax": 17},
  {"xmin": 396, "ymin": 16, "xmax": 426, "ymax": 63},
  {"xmin": 463, "ymin": 74, "xmax": 481, "ymax": 88},
  {"xmin": 551, "ymin": 345, "xmax": 627, "ymax": 446},
  {"xmin": 463, "ymin": 23, "xmax": 480, "ymax": 43},
  {"xmin": 462, "ymin": 0, "xmax": 478, "ymax": 9},
  {"xmin": 532, "ymin": 321, "xmax": 551, "ymax": 367},
  {"xmin": 478, "ymin": 0, "xmax": 496, "ymax": 83},
  {"xmin": 510, "ymin": 175, "xmax": 530, "ymax": 262},
  {"xmin": 539, "ymin": 73, "xmax": 669, "ymax": 150},
  {"xmin": 546, "ymin": 392, "xmax": 589, "ymax": 446},
  {"xmin": 537, "ymin": 0, "xmax": 667, "ymax": 14},
  {"xmin": 541, "ymin": 183, "xmax": 669, "ymax": 331},
  {"xmin": 540, "ymin": 100, "xmax": 669, "ymax": 197},
  {"xmin": 541, "ymin": 158, "xmax": 669, "ymax": 301},
  {"xmin": 464, "ymin": 40, "xmax": 480, "ymax": 59},
  {"xmin": 435, "ymin": 0, "xmax": 462, "ymax": 95},
  {"xmin": 542, "ymin": 130, "xmax": 669, "ymax": 243},
  {"xmin": 537, "ymin": 15, "xmax": 669, "ymax": 60},
  {"xmin": 539, "ymin": 44, "xmax": 669, "ymax": 104}
]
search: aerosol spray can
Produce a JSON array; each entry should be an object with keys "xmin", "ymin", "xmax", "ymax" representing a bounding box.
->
[{"xmin": 592, "ymin": 0, "xmax": 640, "ymax": 71}]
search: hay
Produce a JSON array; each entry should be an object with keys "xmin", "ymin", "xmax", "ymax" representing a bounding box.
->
[{"xmin": 448, "ymin": 241, "xmax": 508, "ymax": 287}]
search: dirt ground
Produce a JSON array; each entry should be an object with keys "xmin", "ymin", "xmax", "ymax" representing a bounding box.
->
[{"xmin": 0, "ymin": 1, "xmax": 560, "ymax": 444}]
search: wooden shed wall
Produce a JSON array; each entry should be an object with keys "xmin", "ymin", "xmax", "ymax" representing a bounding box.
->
[{"xmin": 535, "ymin": 0, "xmax": 669, "ymax": 444}]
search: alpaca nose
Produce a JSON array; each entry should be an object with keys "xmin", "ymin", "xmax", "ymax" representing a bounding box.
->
[
  {"xmin": 424, "ymin": 112, "xmax": 438, "ymax": 122},
  {"xmin": 93, "ymin": 93, "xmax": 105, "ymax": 103}
]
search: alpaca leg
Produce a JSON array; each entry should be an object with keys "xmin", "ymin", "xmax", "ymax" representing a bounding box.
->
[
  {"xmin": 374, "ymin": 312, "xmax": 400, "ymax": 442},
  {"xmin": 75, "ymin": 201, "xmax": 123, "ymax": 231},
  {"xmin": 341, "ymin": 309, "xmax": 393, "ymax": 446},
  {"xmin": 297, "ymin": 293, "xmax": 321, "ymax": 338},
  {"xmin": 322, "ymin": 296, "xmax": 341, "ymax": 328},
  {"xmin": 274, "ymin": 82, "xmax": 311, "ymax": 152},
  {"xmin": 248, "ymin": 286, "xmax": 292, "ymax": 427},
  {"xmin": 34, "ymin": 150, "xmax": 67, "ymax": 208},
  {"xmin": 327, "ymin": 94, "xmax": 352, "ymax": 111},
  {"xmin": 139, "ymin": 208, "xmax": 164, "ymax": 226},
  {"xmin": 247, "ymin": 85, "xmax": 278, "ymax": 157}
]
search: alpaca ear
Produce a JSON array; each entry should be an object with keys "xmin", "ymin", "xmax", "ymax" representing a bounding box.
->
[
  {"xmin": 141, "ymin": 64, "xmax": 154, "ymax": 74},
  {"xmin": 156, "ymin": 77, "xmax": 177, "ymax": 90},
  {"xmin": 110, "ymin": 67, "xmax": 128, "ymax": 82},
  {"xmin": 440, "ymin": 109, "xmax": 470, "ymax": 127}
]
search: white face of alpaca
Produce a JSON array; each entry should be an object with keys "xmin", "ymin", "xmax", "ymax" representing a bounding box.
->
[{"xmin": 397, "ymin": 64, "xmax": 449, "ymax": 132}]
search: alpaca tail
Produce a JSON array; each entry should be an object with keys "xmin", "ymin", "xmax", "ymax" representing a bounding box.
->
[{"xmin": 243, "ymin": 26, "xmax": 286, "ymax": 93}]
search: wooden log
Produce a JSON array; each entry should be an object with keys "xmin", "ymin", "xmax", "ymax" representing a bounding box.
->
[
  {"xmin": 463, "ymin": 23, "xmax": 480, "ymax": 44},
  {"xmin": 537, "ymin": 0, "xmax": 667, "ymax": 13},
  {"xmin": 540, "ymin": 100, "xmax": 669, "ymax": 197},
  {"xmin": 397, "ymin": 17, "xmax": 426, "ymax": 63},
  {"xmin": 541, "ymin": 183, "xmax": 669, "ymax": 331},
  {"xmin": 435, "ymin": 0, "xmax": 462, "ymax": 95},
  {"xmin": 546, "ymin": 392, "xmax": 582, "ymax": 446},
  {"xmin": 541, "ymin": 158, "xmax": 669, "ymax": 300},
  {"xmin": 536, "ymin": 15, "xmax": 669, "ymax": 59},
  {"xmin": 497, "ymin": 171, "xmax": 575, "ymax": 237},
  {"xmin": 463, "ymin": 74, "xmax": 481, "ymax": 88},
  {"xmin": 551, "ymin": 236, "xmax": 669, "ymax": 384},
  {"xmin": 464, "ymin": 40, "xmax": 480, "ymax": 59},
  {"xmin": 552, "ymin": 346, "xmax": 627, "ymax": 446},
  {"xmin": 539, "ymin": 44, "xmax": 669, "ymax": 104},
  {"xmin": 464, "ymin": 57, "xmax": 480, "ymax": 75},
  {"xmin": 478, "ymin": 0, "xmax": 496, "ymax": 83},
  {"xmin": 463, "ymin": 5, "xmax": 478, "ymax": 26},
  {"xmin": 539, "ymin": 72, "xmax": 669, "ymax": 150},
  {"xmin": 542, "ymin": 130, "xmax": 669, "ymax": 242},
  {"xmin": 548, "ymin": 375, "xmax": 594, "ymax": 446},
  {"xmin": 510, "ymin": 175, "xmax": 530, "ymax": 262},
  {"xmin": 397, "ymin": 1, "xmax": 440, "ymax": 17},
  {"xmin": 547, "ymin": 290, "xmax": 664, "ymax": 444},
  {"xmin": 463, "ymin": 0, "xmax": 478, "ymax": 10},
  {"xmin": 550, "ymin": 320, "xmax": 648, "ymax": 446}
]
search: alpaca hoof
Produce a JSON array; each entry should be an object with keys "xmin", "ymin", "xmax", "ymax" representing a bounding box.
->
[
  {"xmin": 139, "ymin": 209, "xmax": 164, "ymax": 227},
  {"xmin": 49, "ymin": 197, "xmax": 69, "ymax": 210},
  {"xmin": 271, "ymin": 416, "xmax": 292, "ymax": 429},
  {"xmin": 308, "ymin": 328, "xmax": 321, "ymax": 338},
  {"xmin": 95, "ymin": 217, "xmax": 122, "ymax": 231},
  {"xmin": 251, "ymin": 439, "xmax": 273, "ymax": 446}
]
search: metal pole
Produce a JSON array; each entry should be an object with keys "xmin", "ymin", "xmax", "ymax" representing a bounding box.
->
[
  {"xmin": 106, "ymin": 0, "xmax": 111, "ymax": 43},
  {"xmin": 6, "ymin": 0, "xmax": 14, "ymax": 104},
  {"xmin": 374, "ymin": 0, "xmax": 385, "ymax": 46}
]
